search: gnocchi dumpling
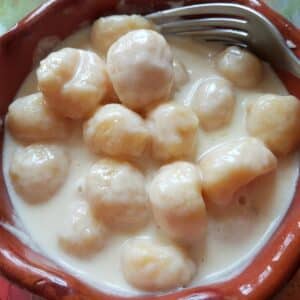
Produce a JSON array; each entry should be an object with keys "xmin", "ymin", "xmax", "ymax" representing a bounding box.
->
[
  {"xmin": 198, "ymin": 137, "xmax": 277, "ymax": 205},
  {"xmin": 149, "ymin": 162, "xmax": 207, "ymax": 244},
  {"xmin": 58, "ymin": 200, "xmax": 107, "ymax": 258},
  {"xmin": 107, "ymin": 30, "xmax": 174, "ymax": 111},
  {"xmin": 10, "ymin": 144, "xmax": 69, "ymax": 204},
  {"xmin": 83, "ymin": 104, "xmax": 150, "ymax": 158},
  {"xmin": 190, "ymin": 77, "xmax": 235, "ymax": 131},
  {"xmin": 216, "ymin": 46, "xmax": 263, "ymax": 88},
  {"xmin": 173, "ymin": 59, "xmax": 189, "ymax": 90},
  {"xmin": 6, "ymin": 93, "xmax": 70, "ymax": 143},
  {"xmin": 37, "ymin": 48, "xmax": 109, "ymax": 119},
  {"xmin": 147, "ymin": 103, "xmax": 199, "ymax": 162},
  {"xmin": 85, "ymin": 159, "xmax": 149, "ymax": 231},
  {"xmin": 246, "ymin": 94, "xmax": 300, "ymax": 155},
  {"xmin": 121, "ymin": 237, "xmax": 196, "ymax": 291},
  {"xmin": 91, "ymin": 15, "xmax": 154, "ymax": 56}
]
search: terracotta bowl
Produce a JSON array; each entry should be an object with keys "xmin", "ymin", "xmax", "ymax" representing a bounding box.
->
[{"xmin": 0, "ymin": 1, "xmax": 300, "ymax": 299}]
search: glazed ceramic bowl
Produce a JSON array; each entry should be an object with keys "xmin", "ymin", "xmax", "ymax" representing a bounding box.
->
[{"xmin": 0, "ymin": 1, "xmax": 300, "ymax": 299}]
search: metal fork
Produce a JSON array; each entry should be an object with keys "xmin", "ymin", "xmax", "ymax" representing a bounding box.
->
[{"xmin": 147, "ymin": 3, "xmax": 300, "ymax": 78}]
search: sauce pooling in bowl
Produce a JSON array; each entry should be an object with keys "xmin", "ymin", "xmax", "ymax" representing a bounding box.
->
[{"xmin": 2, "ymin": 15, "xmax": 300, "ymax": 295}]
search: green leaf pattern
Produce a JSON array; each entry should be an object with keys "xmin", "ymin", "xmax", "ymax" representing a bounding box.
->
[
  {"xmin": 0, "ymin": 0, "xmax": 46, "ymax": 34},
  {"xmin": 269, "ymin": 0, "xmax": 300, "ymax": 26}
]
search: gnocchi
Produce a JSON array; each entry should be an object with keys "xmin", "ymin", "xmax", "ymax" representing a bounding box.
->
[
  {"xmin": 10, "ymin": 144, "xmax": 69, "ymax": 204},
  {"xmin": 198, "ymin": 137, "xmax": 277, "ymax": 205},
  {"xmin": 58, "ymin": 200, "xmax": 107, "ymax": 258},
  {"xmin": 83, "ymin": 104, "xmax": 150, "ymax": 158},
  {"xmin": 37, "ymin": 48, "xmax": 109, "ymax": 119},
  {"xmin": 121, "ymin": 237, "xmax": 196, "ymax": 291},
  {"xmin": 173, "ymin": 59, "xmax": 189, "ymax": 90},
  {"xmin": 147, "ymin": 103, "xmax": 199, "ymax": 162},
  {"xmin": 85, "ymin": 159, "xmax": 149, "ymax": 231},
  {"xmin": 246, "ymin": 94, "xmax": 300, "ymax": 155},
  {"xmin": 149, "ymin": 162, "xmax": 207, "ymax": 244},
  {"xmin": 216, "ymin": 46, "xmax": 263, "ymax": 88},
  {"xmin": 190, "ymin": 77, "xmax": 235, "ymax": 131},
  {"xmin": 91, "ymin": 15, "xmax": 154, "ymax": 56},
  {"xmin": 7, "ymin": 93, "xmax": 70, "ymax": 143},
  {"xmin": 107, "ymin": 30, "xmax": 174, "ymax": 111}
]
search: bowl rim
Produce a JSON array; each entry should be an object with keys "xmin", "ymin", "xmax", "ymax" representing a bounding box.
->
[{"xmin": 0, "ymin": 1, "xmax": 300, "ymax": 299}]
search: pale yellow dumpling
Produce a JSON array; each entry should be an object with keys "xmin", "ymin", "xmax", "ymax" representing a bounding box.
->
[
  {"xmin": 149, "ymin": 162, "xmax": 207, "ymax": 244},
  {"xmin": 58, "ymin": 200, "xmax": 107, "ymax": 258},
  {"xmin": 7, "ymin": 93, "xmax": 69, "ymax": 143},
  {"xmin": 246, "ymin": 94, "xmax": 300, "ymax": 156},
  {"xmin": 198, "ymin": 137, "xmax": 277, "ymax": 205},
  {"xmin": 216, "ymin": 46, "xmax": 263, "ymax": 88},
  {"xmin": 83, "ymin": 104, "xmax": 150, "ymax": 158},
  {"xmin": 85, "ymin": 159, "xmax": 149, "ymax": 231},
  {"xmin": 10, "ymin": 144, "xmax": 69, "ymax": 204},
  {"xmin": 37, "ymin": 48, "xmax": 109, "ymax": 119},
  {"xmin": 190, "ymin": 77, "xmax": 235, "ymax": 131},
  {"xmin": 121, "ymin": 237, "xmax": 196, "ymax": 291},
  {"xmin": 147, "ymin": 103, "xmax": 199, "ymax": 162},
  {"xmin": 173, "ymin": 59, "xmax": 189, "ymax": 90},
  {"xmin": 91, "ymin": 15, "xmax": 154, "ymax": 56},
  {"xmin": 107, "ymin": 30, "xmax": 174, "ymax": 111}
]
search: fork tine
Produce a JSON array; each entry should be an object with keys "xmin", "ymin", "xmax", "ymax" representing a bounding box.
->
[
  {"xmin": 203, "ymin": 38, "xmax": 248, "ymax": 48},
  {"xmin": 173, "ymin": 28, "xmax": 248, "ymax": 41},
  {"xmin": 159, "ymin": 18, "xmax": 248, "ymax": 34},
  {"xmin": 147, "ymin": 3, "xmax": 300, "ymax": 79},
  {"xmin": 147, "ymin": 3, "xmax": 253, "ymax": 22}
]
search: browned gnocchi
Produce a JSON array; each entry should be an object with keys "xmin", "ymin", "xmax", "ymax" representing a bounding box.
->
[
  {"xmin": 91, "ymin": 15, "xmax": 154, "ymax": 56},
  {"xmin": 7, "ymin": 93, "xmax": 70, "ymax": 143},
  {"xmin": 83, "ymin": 104, "xmax": 150, "ymax": 158},
  {"xmin": 198, "ymin": 137, "xmax": 277, "ymax": 205},
  {"xmin": 173, "ymin": 59, "xmax": 189, "ymax": 90},
  {"xmin": 107, "ymin": 30, "xmax": 174, "ymax": 111},
  {"xmin": 216, "ymin": 46, "xmax": 263, "ymax": 88},
  {"xmin": 147, "ymin": 103, "xmax": 199, "ymax": 162},
  {"xmin": 58, "ymin": 200, "xmax": 107, "ymax": 257},
  {"xmin": 85, "ymin": 159, "xmax": 149, "ymax": 231},
  {"xmin": 190, "ymin": 77, "xmax": 235, "ymax": 131},
  {"xmin": 149, "ymin": 162, "xmax": 207, "ymax": 244},
  {"xmin": 246, "ymin": 94, "xmax": 300, "ymax": 156},
  {"xmin": 121, "ymin": 237, "xmax": 196, "ymax": 291},
  {"xmin": 10, "ymin": 144, "xmax": 69, "ymax": 204},
  {"xmin": 37, "ymin": 48, "xmax": 109, "ymax": 119}
]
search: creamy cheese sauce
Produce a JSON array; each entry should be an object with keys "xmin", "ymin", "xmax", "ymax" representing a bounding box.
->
[{"xmin": 2, "ymin": 27, "xmax": 299, "ymax": 295}]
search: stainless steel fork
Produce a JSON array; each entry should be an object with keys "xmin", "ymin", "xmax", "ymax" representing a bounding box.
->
[{"xmin": 147, "ymin": 3, "xmax": 300, "ymax": 78}]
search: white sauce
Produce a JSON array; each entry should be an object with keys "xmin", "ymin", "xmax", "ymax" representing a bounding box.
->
[{"xmin": 2, "ymin": 27, "xmax": 299, "ymax": 295}]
